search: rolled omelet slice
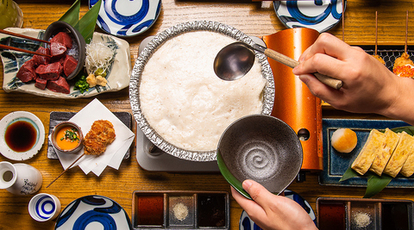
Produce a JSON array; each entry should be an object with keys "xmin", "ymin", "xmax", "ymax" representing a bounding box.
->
[
  {"xmin": 351, "ymin": 129, "xmax": 385, "ymax": 175},
  {"xmin": 369, "ymin": 128, "xmax": 401, "ymax": 176},
  {"xmin": 399, "ymin": 135, "xmax": 414, "ymax": 177},
  {"xmin": 383, "ymin": 132, "xmax": 414, "ymax": 178}
]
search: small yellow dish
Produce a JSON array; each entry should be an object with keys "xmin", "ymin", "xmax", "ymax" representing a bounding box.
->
[{"xmin": 51, "ymin": 121, "xmax": 83, "ymax": 154}]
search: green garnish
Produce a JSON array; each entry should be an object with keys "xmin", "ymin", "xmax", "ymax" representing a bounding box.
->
[
  {"xmin": 94, "ymin": 68, "xmax": 107, "ymax": 77},
  {"xmin": 60, "ymin": 128, "xmax": 80, "ymax": 142},
  {"xmin": 74, "ymin": 75, "xmax": 89, "ymax": 93}
]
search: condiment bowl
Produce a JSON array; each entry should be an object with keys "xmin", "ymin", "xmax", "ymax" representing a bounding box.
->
[
  {"xmin": 43, "ymin": 21, "xmax": 86, "ymax": 80},
  {"xmin": 217, "ymin": 115, "xmax": 303, "ymax": 199},
  {"xmin": 51, "ymin": 121, "xmax": 83, "ymax": 154}
]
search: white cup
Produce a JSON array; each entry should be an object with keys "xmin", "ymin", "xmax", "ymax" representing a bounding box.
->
[{"xmin": 28, "ymin": 193, "xmax": 61, "ymax": 222}]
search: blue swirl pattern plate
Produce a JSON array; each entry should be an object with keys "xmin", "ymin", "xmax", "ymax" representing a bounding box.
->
[
  {"xmin": 273, "ymin": 0, "xmax": 346, "ymax": 33},
  {"xmin": 89, "ymin": 0, "xmax": 161, "ymax": 37},
  {"xmin": 239, "ymin": 190, "xmax": 316, "ymax": 230},
  {"xmin": 55, "ymin": 195, "xmax": 132, "ymax": 230}
]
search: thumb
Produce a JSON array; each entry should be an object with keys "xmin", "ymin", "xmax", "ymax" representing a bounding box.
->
[{"xmin": 242, "ymin": 179, "xmax": 275, "ymax": 209}]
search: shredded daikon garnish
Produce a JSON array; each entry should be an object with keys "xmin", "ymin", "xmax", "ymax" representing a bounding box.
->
[{"xmin": 84, "ymin": 41, "xmax": 115, "ymax": 75}]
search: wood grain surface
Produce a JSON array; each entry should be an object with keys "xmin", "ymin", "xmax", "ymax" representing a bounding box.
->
[{"xmin": 2, "ymin": 0, "xmax": 414, "ymax": 229}]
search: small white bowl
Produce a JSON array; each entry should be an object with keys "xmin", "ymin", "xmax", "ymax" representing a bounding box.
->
[{"xmin": 28, "ymin": 193, "xmax": 61, "ymax": 222}]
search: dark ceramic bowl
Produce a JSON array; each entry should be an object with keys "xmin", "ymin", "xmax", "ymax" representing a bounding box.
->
[
  {"xmin": 43, "ymin": 21, "xmax": 86, "ymax": 80},
  {"xmin": 217, "ymin": 115, "xmax": 303, "ymax": 199},
  {"xmin": 51, "ymin": 121, "xmax": 83, "ymax": 154}
]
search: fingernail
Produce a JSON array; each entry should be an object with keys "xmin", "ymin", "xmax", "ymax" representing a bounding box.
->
[
  {"xmin": 292, "ymin": 66, "xmax": 299, "ymax": 74},
  {"xmin": 242, "ymin": 180, "xmax": 253, "ymax": 191}
]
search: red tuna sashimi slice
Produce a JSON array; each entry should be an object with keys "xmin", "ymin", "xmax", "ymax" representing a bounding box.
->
[
  {"xmin": 35, "ymin": 62, "xmax": 62, "ymax": 80},
  {"xmin": 47, "ymin": 76, "xmax": 70, "ymax": 94},
  {"xmin": 63, "ymin": 55, "xmax": 78, "ymax": 77}
]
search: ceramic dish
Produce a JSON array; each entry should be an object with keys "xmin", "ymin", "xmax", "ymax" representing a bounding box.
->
[
  {"xmin": 0, "ymin": 28, "xmax": 131, "ymax": 98},
  {"xmin": 319, "ymin": 118, "xmax": 414, "ymax": 187},
  {"xmin": 217, "ymin": 115, "xmax": 302, "ymax": 199},
  {"xmin": 89, "ymin": 0, "xmax": 161, "ymax": 37},
  {"xmin": 317, "ymin": 197, "xmax": 414, "ymax": 230},
  {"xmin": 0, "ymin": 111, "xmax": 45, "ymax": 161},
  {"xmin": 55, "ymin": 195, "xmax": 132, "ymax": 230},
  {"xmin": 130, "ymin": 20, "xmax": 275, "ymax": 162},
  {"xmin": 273, "ymin": 0, "xmax": 346, "ymax": 33},
  {"xmin": 132, "ymin": 190, "xmax": 229, "ymax": 230},
  {"xmin": 239, "ymin": 190, "xmax": 316, "ymax": 230}
]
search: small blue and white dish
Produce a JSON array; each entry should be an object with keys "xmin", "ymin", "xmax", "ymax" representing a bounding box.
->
[
  {"xmin": 273, "ymin": 0, "xmax": 346, "ymax": 33},
  {"xmin": 89, "ymin": 0, "xmax": 161, "ymax": 37},
  {"xmin": 239, "ymin": 190, "xmax": 316, "ymax": 230},
  {"xmin": 55, "ymin": 195, "xmax": 132, "ymax": 230},
  {"xmin": 29, "ymin": 193, "xmax": 61, "ymax": 222}
]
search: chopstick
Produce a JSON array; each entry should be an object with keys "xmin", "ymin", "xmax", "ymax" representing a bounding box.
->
[
  {"xmin": 0, "ymin": 44, "xmax": 52, "ymax": 57},
  {"xmin": 0, "ymin": 29, "xmax": 50, "ymax": 44},
  {"xmin": 46, "ymin": 153, "xmax": 86, "ymax": 188},
  {"xmin": 0, "ymin": 29, "xmax": 52, "ymax": 57}
]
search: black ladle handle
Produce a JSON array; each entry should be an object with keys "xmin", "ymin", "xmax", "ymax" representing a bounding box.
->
[{"xmin": 263, "ymin": 48, "xmax": 343, "ymax": 90}]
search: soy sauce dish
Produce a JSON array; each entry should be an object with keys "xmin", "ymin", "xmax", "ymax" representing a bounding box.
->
[
  {"xmin": 0, "ymin": 111, "xmax": 45, "ymax": 161},
  {"xmin": 51, "ymin": 121, "xmax": 83, "ymax": 154}
]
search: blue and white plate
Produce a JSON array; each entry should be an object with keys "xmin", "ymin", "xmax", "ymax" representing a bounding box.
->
[
  {"xmin": 55, "ymin": 195, "xmax": 132, "ymax": 230},
  {"xmin": 89, "ymin": 0, "xmax": 161, "ymax": 37},
  {"xmin": 273, "ymin": 0, "xmax": 346, "ymax": 33},
  {"xmin": 239, "ymin": 190, "xmax": 316, "ymax": 230}
]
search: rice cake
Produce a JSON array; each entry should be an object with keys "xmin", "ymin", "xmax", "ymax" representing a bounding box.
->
[
  {"xmin": 383, "ymin": 132, "xmax": 414, "ymax": 178},
  {"xmin": 139, "ymin": 31, "xmax": 266, "ymax": 151},
  {"xmin": 351, "ymin": 129, "xmax": 385, "ymax": 175},
  {"xmin": 369, "ymin": 128, "xmax": 400, "ymax": 176}
]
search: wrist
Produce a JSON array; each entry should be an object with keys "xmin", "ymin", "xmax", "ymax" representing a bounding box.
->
[{"xmin": 380, "ymin": 77, "xmax": 414, "ymax": 125}]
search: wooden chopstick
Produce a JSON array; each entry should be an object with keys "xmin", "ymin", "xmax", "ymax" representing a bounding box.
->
[
  {"xmin": 0, "ymin": 28, "xmax": 50, "ymax": 44},
  {"xmin": 0, "ymin": 44, "xmax": 51, "ymax": 57}
]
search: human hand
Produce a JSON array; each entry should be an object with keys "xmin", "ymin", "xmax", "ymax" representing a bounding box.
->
[
  {"xmin": 292, "ymin": 33, "xmax": 405, "ymax": 115},
  {"xmin": 231, "ymin": 180, "xmax": 318, "ymax": 230}
]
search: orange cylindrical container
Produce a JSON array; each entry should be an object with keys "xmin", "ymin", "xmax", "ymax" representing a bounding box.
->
[{"xmin": 262, "ymin": 28, "xmax": 323, "ymax": 172}]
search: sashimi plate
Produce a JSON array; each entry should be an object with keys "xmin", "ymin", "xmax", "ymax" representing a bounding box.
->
[{"xmin": 0, "ymin": 28, "xmax": 131, "ymax": 99}]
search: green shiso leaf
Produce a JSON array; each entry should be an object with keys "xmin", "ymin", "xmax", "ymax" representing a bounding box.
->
[
  {"xmin": 339, "ymin": 167, "xmax": 359, "ymax": 182},
  {"xmin": 75, "ymin": 0, "xmax": 102, "ymax": 44},
  {"xmin": 391, "ymin": 126, "xmax": 414, "ymax": 135},
  {"xmin": 364, "ymin": 174, "xmax": 393, "ymax": 198},
  {"xmin": 58, "ymin": 0, "xmax": 80, "ymax": 28}
]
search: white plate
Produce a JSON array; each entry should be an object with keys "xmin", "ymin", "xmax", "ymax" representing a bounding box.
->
[
  {"xmin": 273, "ymin": 0, "xmax": 346, "ymax": 33},
  {"xmin": 0, "ymin": 28, "xmax": 131, "ymax": 98},
  {"xmin": 0, "ymin": 111, "xmax": 45, "ymax": 161},
  {"xmin": 54, "ymin": 195, "xmax": 132, "ymax": 230},
  {"xmin": 89, "ymin": 0, "xmax": 161, "ymax": 37}
]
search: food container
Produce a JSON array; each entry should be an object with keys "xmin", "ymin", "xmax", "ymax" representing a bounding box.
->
[
  {"xmin": 129, "ymin": 21, "xmax": 275, "ymax": 162},
  {"xmin": 317, "ymin": 197, "xmax": 414, "ymax": 230},
  {"xmin": 51, "ymin": 121, "xmax": 83, "ymax": 154},
  {"xmin": 132, "ymin": 190, "xmax": 230, "ymax": 229}
]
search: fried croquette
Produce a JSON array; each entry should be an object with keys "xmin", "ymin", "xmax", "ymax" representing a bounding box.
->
[{"xmin": 83, "ymin": 120, "xmax": 115, "ymax": 155}]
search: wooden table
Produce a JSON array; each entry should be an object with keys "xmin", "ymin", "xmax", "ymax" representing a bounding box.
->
[{"xmin": 2, "ymin": 0, "xmax": 414, "ymax": 229}]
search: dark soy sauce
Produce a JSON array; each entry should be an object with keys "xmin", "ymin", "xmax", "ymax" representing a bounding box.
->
[
  {"xmin": 5, "ymin": 120, "xmax": 37, "ymax": 152},
  {"xmin": 382, "ymin": 203, "xmax": 409, "ymax": 230}
]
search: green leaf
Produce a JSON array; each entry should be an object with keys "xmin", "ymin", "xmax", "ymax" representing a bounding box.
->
[
  {"xmin": 75, "ymin": 0, "xmax": 102, "ymax": 44},
  {"xmin": 392, "ymin": 126, "xmax": 414, "ymax": 135},
  {"xmin": 339, "ymin": 167, "xmax": 359, "ymax": 182},
  {"xmin": 364, "ymin": 174, "xmax": 393, "ymax": 198},
  {"xmin": 58, "ymin": 0, "xmax": 80, "ymax": 28}
]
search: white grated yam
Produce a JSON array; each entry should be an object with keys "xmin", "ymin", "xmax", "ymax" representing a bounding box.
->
[{"xmin": 84, "ymin": 41, "xmax": 115, "ymax": 75}]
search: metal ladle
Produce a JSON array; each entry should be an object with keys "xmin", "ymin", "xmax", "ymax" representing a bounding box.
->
[{"xmin": 213, "ymin": 42, "xmax": 343, "ymax": 90}]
